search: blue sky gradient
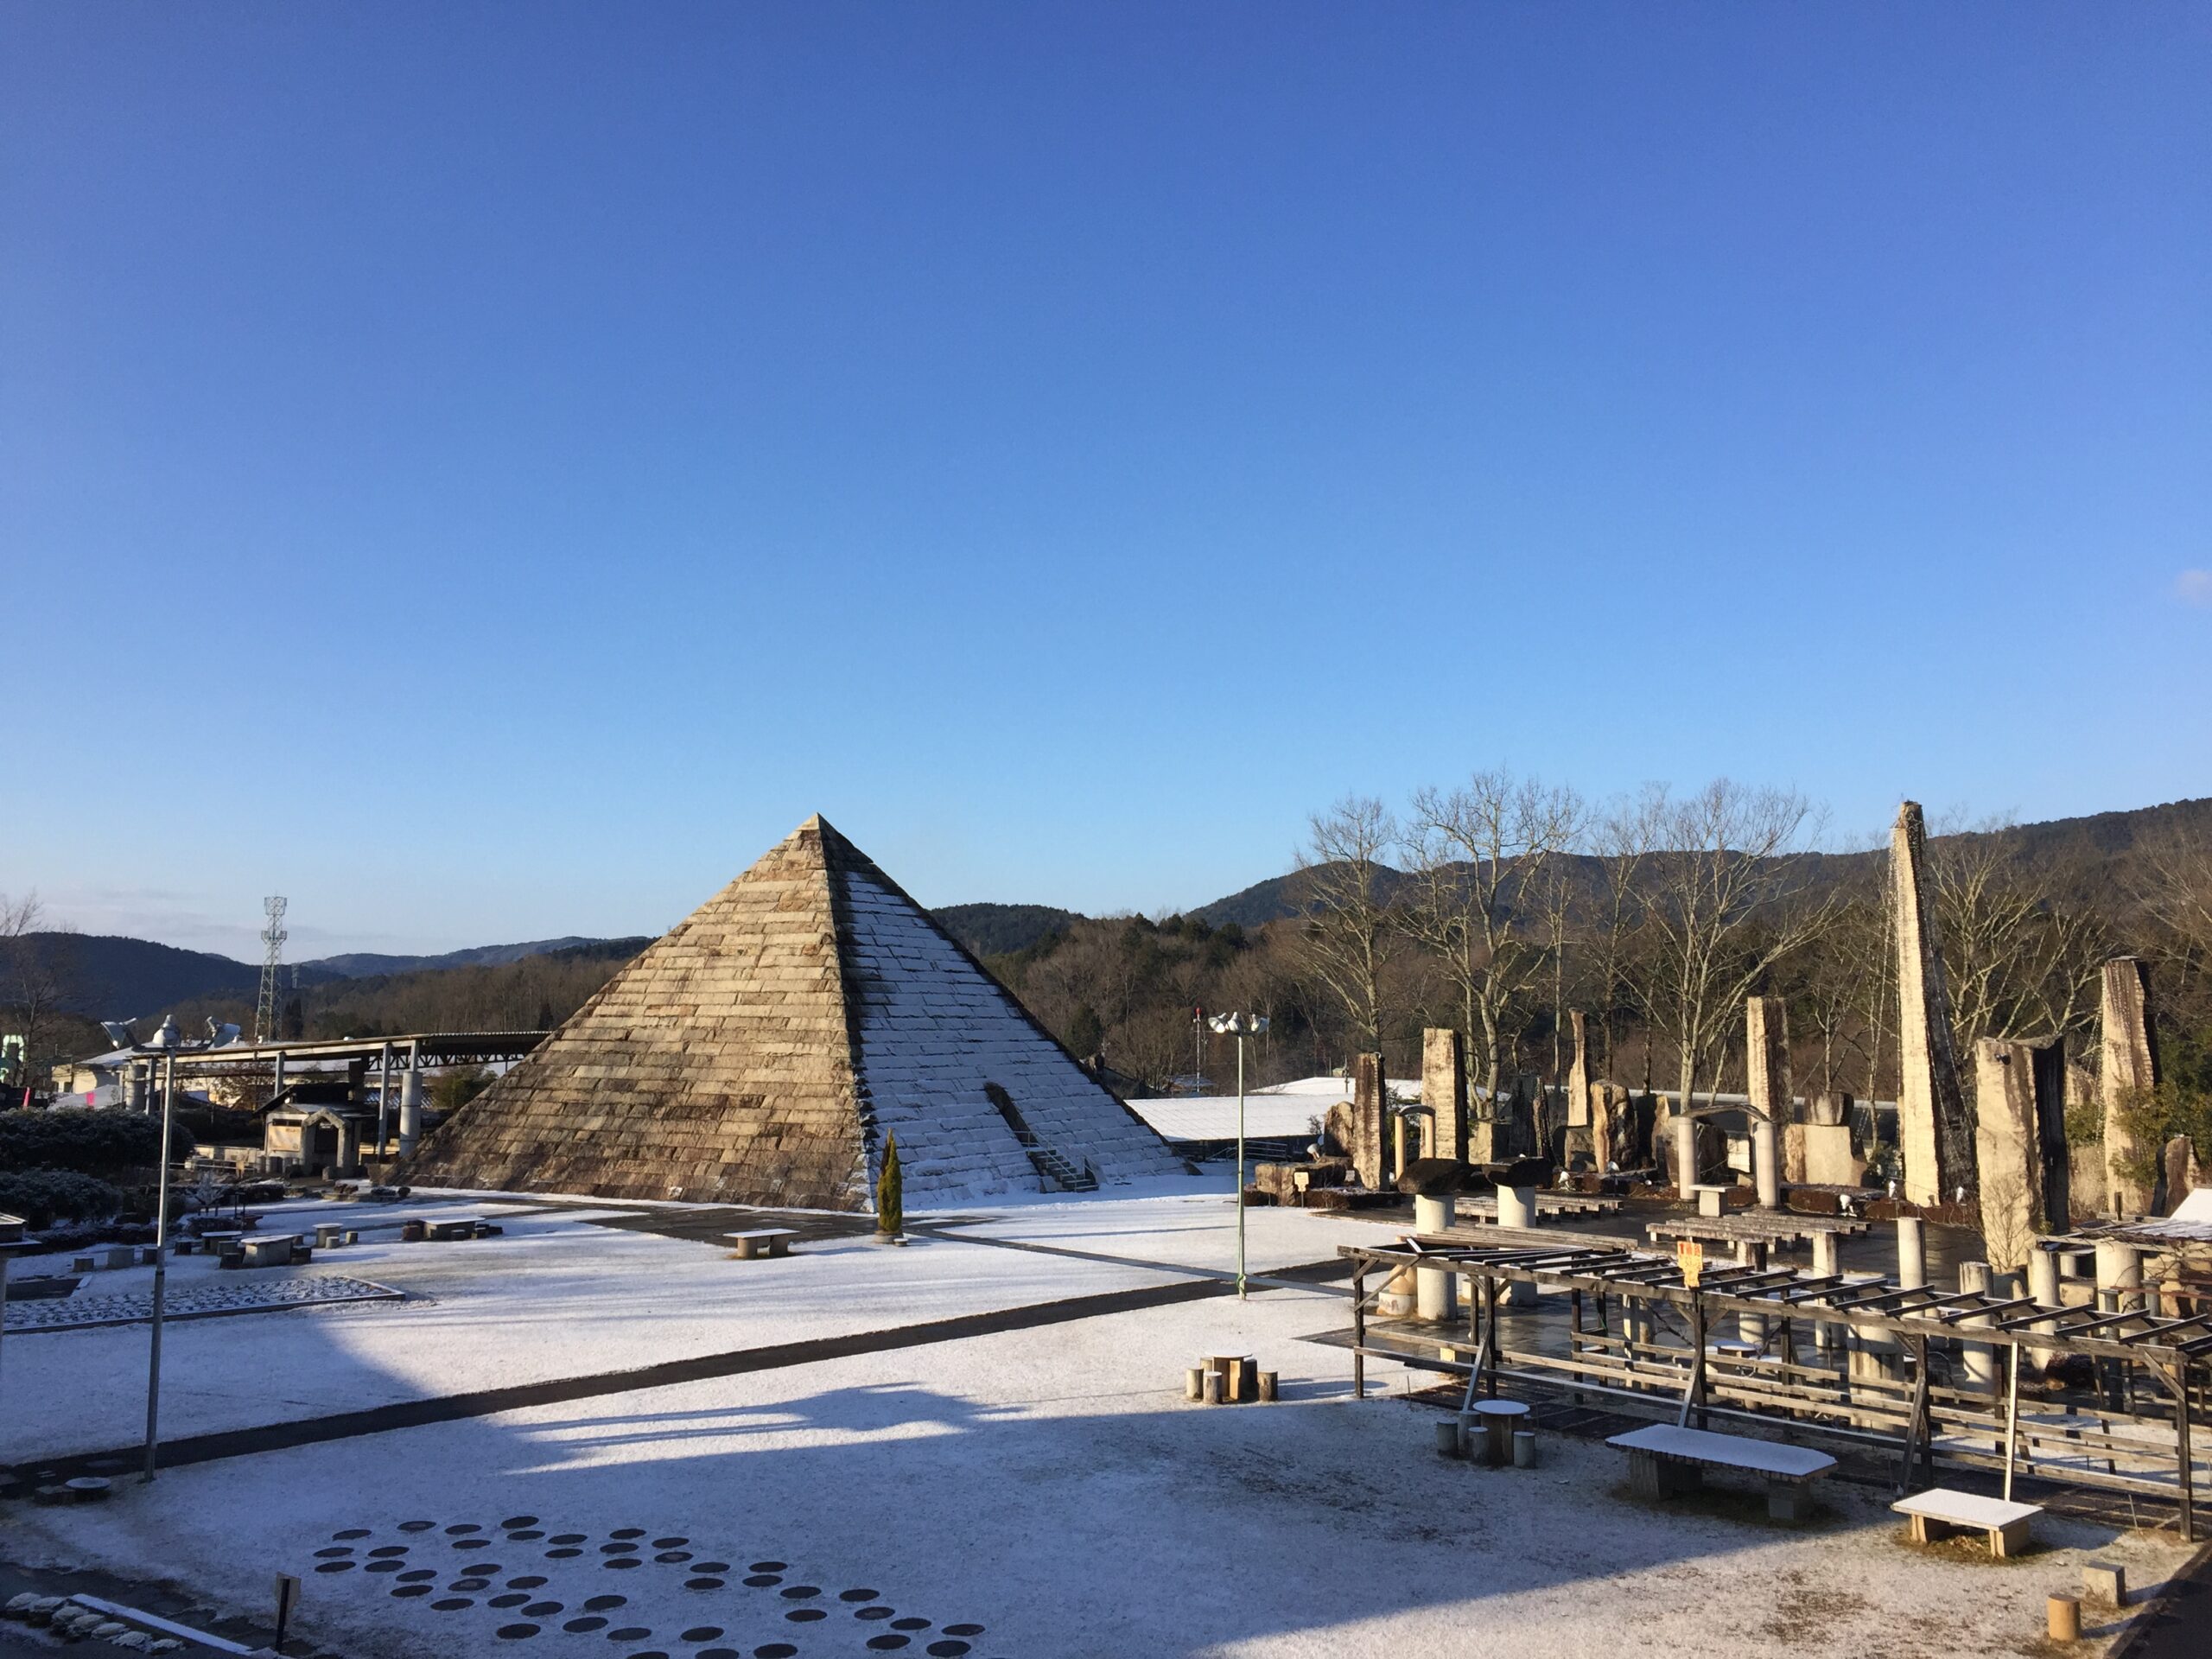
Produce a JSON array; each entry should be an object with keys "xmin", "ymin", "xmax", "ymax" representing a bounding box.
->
[{"xmin": 4, "ymin": 3, "xmax": 2208, "ymax": 957}]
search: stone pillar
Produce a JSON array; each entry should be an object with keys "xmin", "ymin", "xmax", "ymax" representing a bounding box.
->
[
  {"xmin": 1896, "ymin": 1216, "xmax": 1927, "ymax": 1291},
  {"xmin": 1589, "ymin": 1084, "xmax": 1618, "ymax": 1171},
  {"xmin": 1351, "ymin": 1052, "xmax": 1387, "ymax": 1190},
  {"xmin": 2027, "ymin": 1244, "xmax": 2063, "ymax": 1370},
  {"xmin": 1973, "ymin": 1038, "xmax": 2046, "ymax": 1273},
  {"xmin": 2094, "ymin": 1241, "xmax": 2142, "ymax": 1314},
  {"xmin": 1745, "ymin": 996, "xmax": 1789, "ymax": 1209},
  {"xmin": 1414, "ymin": 1194, "xmax": 1456, "ymax": 1319},
  {"xmin": 1956, "ymin": 1261, "xmax": 1998, "ymax": 1392},
  {"xmin": 1496, "ymin": 1186, "xmax": 1537, "ymax": 1306},
  {"xmin": 1891, "ymin": 802, "xmax": 1974, "ymax": 1205},
  {"xmin": 399, "ymin": 1066, "xmax": 424, "ymax": 1154},
  {"xmin": 1566, "ymin": 1011, "xmax": 1591, "ymax": 1128},
  {"xmin": 2165, "ymin": 1135, "xmax": 2200, "ymax": 1215},
  {"xmin": 1421, "ymin": 1028, "xmax": 1468, "ymax": 1166},
  {"xmin": 1811, "ymin": 1232, "xmax": 1841, "ymax": 1351},
  {"xmin": 1737, "ymin": 1239, "xmax": 1769, "ymax": 1346},
  {"xmin": 1674, "ymin": 1113, "xmax": 1700, "ymax": 1201},
  {"xmin": 2101, "ymin": 958, "xmax": 2160, "ymax": 1220}
]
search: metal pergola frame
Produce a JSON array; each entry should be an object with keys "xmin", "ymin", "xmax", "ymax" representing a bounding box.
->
[{"xmin": 1339, "ymin": 1233, "xmax": 2207, "ymax": 1540}]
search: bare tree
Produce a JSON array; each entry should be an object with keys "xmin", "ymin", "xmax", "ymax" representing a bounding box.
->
[
  {"xmin": 1614, "ymin": 780, "xmax": 1838, "ymax": 1128},
  {"xmin": 1294, "ymin": 797, "xmax": 1402, "ymax": 1064},
  {"xmin": 1400, "ymin": 772, "xmax": 1583, "ymax": 1104},
  {"xmin": 1, "ymin": 893, "xmax": 81, "ymax": 1100},
  {"xmin": 1928, "ymin": 817, "xmax": 2109, "ymax": 1055}
]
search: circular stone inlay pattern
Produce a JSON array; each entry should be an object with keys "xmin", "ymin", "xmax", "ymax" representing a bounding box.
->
[
  {"xmin": 893, "ymin": 1618, "xmax": 931, "ymax": 1630},
  {"xmin": 399, "ymin": 1571, "xmax": 435, "ymax": 1583},
  {"xmin": 652, "ymin": 1536, "xmax": 688, "ymax": 1548},
  {"xmin": 785, "ymin": 1609, "xmax": 825, "ymax": 1624},
  {"xmin": 508, "ymin": 1529, "xmax": 545, "ymax": 1541},
  {"xmin": 653, "ymin": 1551, "xmax": 691, "ymax": 1564},
  {"xmin": 508, "ymin": 1576, "xmax": 548, "ymax": 1590},
  {"xmin": 606, "ymin": 1628, "xmax": 651, "ymax": 1643},
  {"xmin": 855, "ymin": 1606, "xmax": 894, "ymax": 1620},
  {"xmin": 432, "ymin": 1599, "xmax": 474, "ymax": 1611},
  {"xmin": 753, "ymin": 1646, "xmax": 797, "ymax": 1659},
  {"xmin": 546, "ymin": 1548, "xmax": 583, "ymax": 1560},
  {"xmin": 779, "ymin": 1587, "xmax": 819, "ymax": 1600},
  {"xmin": 742, "ymin": 1576, "xmax": 779, "ymax": 1589},
  {"xmin": 365, "ymin": 1561, "xmax": 404, "ymax": 1574},
  {"xmin": 489, "ymin": 1594, "xmax": 529, "ymax": 1609},
  {"xmin": 563, "ymin": 1618, "xmax": 607, "ymax": 1634},
  {"xmin": 400, "ymin": 1521, "xmax": 436, "ymax": 1532},
  {"xmin": 333, "ymin": 1529, "xmax": 371, "ymax": 1541},
  {"xmin": 747, "ymin": 1562, "xmax": 785, "ymax": 1573},
  {"xmin": 501, "ymin": 1515, "xmax": 539, "ymax": 1529},
  {"xmin": 610, "ymin": 1528, "xmax": 645, "ymax": 1539},
  {"xmin": 606, "ymin": 1558, "xmax": 639, "ymax": 1570},
  {"xmin": 370, "ymin": 1546, "xmax": 409, "ymax": 1558},
  {"xmin": 683, "ymin": 1579, "xmax": 725, "ymax": 1592},
  {"xmin": 681, "ymin": 1628, "xmax": 722, "ymax": 1643},
  {"xmin": 495, "ymin": 1624, "xmax": 540, "ymax": 1640},
  {"xmin": 524, "ymin": 1602, "xmax": 563, "ymax": 1618},
  {"xmin": 315, "ymin": 1548, "xmax": 352, "ymax": 1559},
  {"xmin": 447, "ymin": 1523, "xmax": 483, "ymax": 1535},
  {"xmin": 840, "ymin": 1589, "xmax": 880, "ymax": 1602},
  {"xmin": 582, "ymin": 1595, "xmax": 627, "ymax": 1611},
  {"xmin": 691, "ymin": 1563, "xmax": 731, "ymax": 1574},
  {"xmin": 926, "ymin": 1643, "xmax": 971, "ymax": 1657},
  {"xmin": 551, "ymin": 1534, "xmax": 587, "ymax": 1545},
  {"xmin": 944, "ymin": 1626, "xmax": 984, "ymax": 1637},
  {"xmin": 314, "ymin": 1562, "xmax": 353, "ymax": 1575},
  {"xmin": 391, "ymin": 1586, "xmax": 431, "ymax": 1599},
  {"xmin": 866, "ymin": 1639, "xmax": 910, "ymax": 1653}
]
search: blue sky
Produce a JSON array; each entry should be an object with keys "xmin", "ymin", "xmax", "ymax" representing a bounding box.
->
[{"xmin": 4, "ymin": 3, "xmax": 2207, "ymax": 958}]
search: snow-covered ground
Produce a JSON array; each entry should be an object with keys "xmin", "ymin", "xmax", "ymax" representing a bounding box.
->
[{"xmin": 6, "ymin": 1190, "xmax": 2195, "ymax": 1658}]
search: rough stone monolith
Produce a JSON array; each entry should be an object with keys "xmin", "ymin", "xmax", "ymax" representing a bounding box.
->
[
  {"xmin": 1891, "ymin": 801, "xmax": 1975, "ymax": 1205},
  {"xmin": 1351, "ymin": 1052, "xmax": 1388, "ymax": 1191},
  {"xmin": 1567, "ymin": 1011, "xmax": 1591, "ymax": 1128},
  {"xmin": 1974, "ymin": 1037, "xmax": 2048, "ymax": 1272},
  {"xmin": 1421, "ymin": 1027, "xmax": 1469, "ymax": 1166},
  {"xmin": 1745, "ymin": 996, "xmax": 1789, "ymax": 1209},
  {"xmin": 2101, "ymin": 958, "xmax": 2161, "ymax": 1220}
]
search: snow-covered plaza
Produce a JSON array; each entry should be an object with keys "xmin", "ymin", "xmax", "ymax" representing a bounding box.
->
[{"xmin": 5, "ymin": 1185, "xmax": 2196, "ymax": 1658}]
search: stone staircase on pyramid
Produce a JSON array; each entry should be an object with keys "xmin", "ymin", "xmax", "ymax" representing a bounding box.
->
[{"xmin": 986, "ymin": 1081, "xmax": 1098, "ymax": 1192}]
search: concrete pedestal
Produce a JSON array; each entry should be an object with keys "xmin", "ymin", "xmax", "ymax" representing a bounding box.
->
[
  {"xmin": 1896, "ymin": 1217, "xmax": 1927, "ymax": 1291},
  {"xmin": 1957, "ymin": 1261, "xmax": 1998, "ymax": 1391},
  {"xmin": 1495, "ymin": 1187, "xmax": 1538, "ymax": 1305},
  {"xmin": 1803, "ymin": 1122, "xmax": 1857, "ymax": 1186},
  {"xmin": 1414, "ymin": 1194, "xmax": 1457, "ymax": 1320}
]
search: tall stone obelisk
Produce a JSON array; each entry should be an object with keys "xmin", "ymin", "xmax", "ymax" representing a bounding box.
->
[
  {"xmin": 1891, "ymin": 802, "xmax": 1974, "ymax": 1205},
  {"xmin": 1421, "ymin": 1027, "xmax": 1468, "ymax": 1165},
  {"xmin": 2100, "ymin": 958, "xmax": 2160, "ymax": 1219},
  {"xmin": 1745, "ymin": 995, "xmax": 1789, "ymax": 1209}
]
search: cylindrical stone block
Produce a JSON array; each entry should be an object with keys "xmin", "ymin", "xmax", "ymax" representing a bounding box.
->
[
  {"xmin": 1185, "ymin": 1367, "xmax": 1205, "ymax": 1401},
  {"xmin": 1378, "ymin": 1262, "xmax": 1418, "ymax": 1318},
  {"xmin": 2046, "ymin": 1597, "xmax": 2080, "ymax": 1642},
  {"xmin": 1957, "ymin": 1261, "xmax": 1997, "ymax": 1391},
  {"xmin": 1436, "ymin": 1420, "xmax": 1462, "ymax": 1457},
  {"xmin": 1752, "ymin": 1116, "xmax": 1780, "ymax": 1209},
  {"xmin": 1675, "ymin": 1115, "xmax": 1699, "ymax": 1198},
  {"xmin": 1512, "ymin": 1429, "xmax": 1536, "ymax": 1468},
  {"xmin": 2094, "ymin": 1241, "xmax": 2142, "ymax": 1313},
  {"xmin": 1496, "ymin": 1186, "xmax": 1539, "ymax": 1304},
  {"xmin": 1414, "ymin": 1194, "xmax": 1458, "ymax": 1320},
  {"xmin": 1202, "ymin": 1370, "xmax": 1224, "ymax": 1405},
  {"xmin": 1896, "ymin": 1217, "xmax": 1926, "ymax": 1291},
  {"xmin": 1258, "ymin": 1370, "xmax": 1277, "ymax": 1402}
]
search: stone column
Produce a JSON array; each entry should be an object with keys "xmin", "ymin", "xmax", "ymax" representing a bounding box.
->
[
  {"xmin": 1414, "ymin": 1194, "xmax": 1456, "ymax": 1319},
  {"xmin": 1745, "ymin": 996, "xmax": 1789, "ymax": 1209},
  {"xmin": 1896, "ymin": 1216, "xmax": 1927, "ymax": 1291},
  {"xmin": 1351, "ymin": 1052, "xmax": 1387, "ymax": 1191},
  {"xmin": 1737, "ymin": 1239, "xmax": 1769, "ymax": 1346},
  {"xmin": 2026, "ymin": 1244, "xmax": 2063, "ymax": 1370},
  {"xmin": 1891, "ymin": 802, "xmax": 1974, "ymax": 1205},
  {"xmin": 1496, "ymin": 1185, "xmax": 1538, "ymax": 1306},
  {"xmin": 1589, "ymin": 1084, "xmax": 1618, "ymax": 1172},
  {"xmin": 1956, "ymin": 1261, "xmax": 1998, "ymax": 1392},
  {"xmin": 1810, "ymin": 1231, "xmax": 1842, "ymax": 1352},
  {"xmin": 1567, "ymin": 1011, "xmax": 1591, "ymax": 1128},
  {"xmin": 1973, "ymin": 1038, "xmax": 2046, "ymax": 1273},
  {"xmin": 1672, "ymin": 1103, "xmax": 1700, "ymax": 1201},
  {"xmin": 2094, "ymin": 1240, "xmax": 2142, "ymax": 1315},
  {"xmin": 398, "ymin": 1066, "xmax": 424, "ymax": 1154},
  {"xmin": 2101, "ymin": 958, "xmax": 2160, "ymax": 1220},
  {"xmin": 1421, "ymin": 1028, "xmax": 1468, "ymax": 1166}
]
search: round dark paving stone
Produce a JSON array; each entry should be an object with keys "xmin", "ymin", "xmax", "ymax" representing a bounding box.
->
[
  {"xmin": 680, "ymin": 1629, "xmax": 722, "ymax": 1643},
  {"xmin": 654, "ymin": 1551, "xmax": 691, "ymax": 1564},
  {"xmin": 314, "ymin": 1562, "xmax": 354, "ymax": 1574},
  {"xmin": 400, "ymin": 1521, "xmax": 437, "ymax": 1532},
  {"xmin": 524, "ymin": 1602, "xmax": 563, "ymax": 1618},
  {"xmin": 624, "ymin": 1652, "xmax": 668, "ymax": 1659},
  {"xmin": 315, "ymin": 1548, "xmax": 353, "ymax": 1559},
  {"xmin": 333, "ymin": 1529, "xmax": 371, "ymax": 1540},
  {"xmin": 893, "ymin": 1618, "xmax": 931, "ymax": 1631},
  {"xmin": 583, "ymin": 1595, "xmax": 627, "ymax": 1611},
  {"xmin": 369, "ymin": 1545, "xmax": 409, "ymax": 1557},
  {"xmin": 607, "ymin": 1628, "xmax": 651, "ymax": 1643},
  {"xmin": 391, "ymin": 1586, "xmax": 432, "ymax": 1600},
  {"xmin": 563, "ymin": 1618, "xmax": 608, "ymax": 1634},
  {"xmin": 490, "ymin": 1593, "xmax": 531, "ymax": 1609},
  {"xmin": 606, "ymin": 1558, "xmax": 640, "ymax": 1570},
  {"xmin": 447, "ymin": 1523, "xmax": 483, "ymax": 1535},
  {"xmin": 683, "ymin": 1579, "xmax": 725, "ymax": 1592},
  {"xmin": 602, "ymin": 1543, "xmax": 639, "ymax": 1554},
  {"xmin": 455, "ymin": 1539, "xmax": 493, "ymax": 1550},
  {"xmin": 699, "ymin": 1650, "xmax": 741, "ymax": 1659},
  {"xmin": 546, "ymin": 1548, "xmax": 584, "ymax": 1560},
  {"xmin": 779, "ymin": 1587, "xmax": 820, "ymax": 1600},
  {"xmin": 753, "ymin": 1647, "xmax": 797, "ymax": 1659},
  {"xmin": 840, "ymin": 1589, "xmax": 880, "ymax": 1603},
  {"xmin": 743, "ymin": 1576, "xmax": 780, "ymax": 1589},
  {"xmin": 942, "ymin": 1626, "xmax": 983, "ymax": 1637},
  {"xmin": 855, "ymin": 1606, "xmax": 894, "ymax": 1620},
  {"xmin": 925, "ymin": 1644, "xmax": 971, "ymax": 1657},
  {"xmin": 495, "ymin": 1624, "xmax": 540, "ymax": 1640},
  {"xmin": 691, "ymin": 1562, "xmax": 730, "ymax": 1574},
  {"xmin": 866, "ymin": 1639, "xmax": 910, "ymax": 1653},
  {"xmin": 507, "ymin": 1529, "xmax": 545, "ymax": 1541},
  {"xmin": 507, "ymin": 1575, "xmax": 548, "ymax": 1589},
  {"xmin": 501, "ymin": 1515, "xmax": 539, "ymax": 1529},
  {"xmin": 610, "ymin": 1528, "xmax": 645, "ymax": 1539},
  {"xmin": 551, "ymin": 1533, "xmax": 588, "ymax": 1545},
  {"xmin": 365, "ymin": 1561, "xmax": 404, "ymax": 1574},
  {"xmin": 785, "ymin": 1609, "xmax": 826, "ymax": 1624},
  {"xmin": 747, "ymin": 1562, "xmax": 785, "ymax": 1573},
  {"xmin": 651, "ymin": 1536, "xmax": 687, "ymax": 1548},
  {"xmin": 399, "ymin": 1570, "xmax": 435, "ymax": 1582},
  {"xmin": 432, "ymin": 1599, "xmax": 474, "ymax": 1611},
  {"xmin": 453, "ymin": 1580, "xmax": 493, "ymax": 1593}
]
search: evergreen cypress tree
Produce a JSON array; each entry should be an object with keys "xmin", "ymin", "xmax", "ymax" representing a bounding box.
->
[{"xmin": 876, "ymin": 1134, "xmax": 903, "ymax": 1236}]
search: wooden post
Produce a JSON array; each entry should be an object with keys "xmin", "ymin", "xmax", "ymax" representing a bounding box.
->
[
  {"xmin": 1484, "ymin": 1274, "xmax": 1500, "ymax": 1397},
  {"xmin": 2154, "ymin": 1351, "xmax": 2195, "ymax": 1544},
  {"xmin": 1898, "ymin": 1335, "xmax": 1932, "ymax": 1496},
  {"xmin": 1569, "ymin": 1287, "xmax": 1586, "ymax": 1404},
  {"xmin": 2002, "ymin": 1342, "xmax": 2021, "ymax": 1501},
  {"xmin": 1352, "ymin": 1268, "xmax": 1367, "ymax": 1400}
]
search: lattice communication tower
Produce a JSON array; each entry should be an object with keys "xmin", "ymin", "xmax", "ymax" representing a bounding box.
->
[{"xmin": 255, "ymin": 896, "xmax": 289, "ymax": 1043}]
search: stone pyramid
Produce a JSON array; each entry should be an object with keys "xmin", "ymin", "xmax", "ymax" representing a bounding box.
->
[{"xmin": 402, "ymin": 816, "xmax": 1180, "ymax": 1209}]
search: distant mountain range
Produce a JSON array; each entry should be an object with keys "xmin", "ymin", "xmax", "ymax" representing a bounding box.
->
[{"xmin": 26, "ymin": 796, "xmax": 2209, "ymax": 1020}]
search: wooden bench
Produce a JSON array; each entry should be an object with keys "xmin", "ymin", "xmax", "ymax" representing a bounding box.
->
[
  {"xmin": 1892, "ymin": 1488, "xmax": 2042, "ymax": 1558},
  {"xmin": 1607, "ymin": 1424, "xmax": 1835, "ymax": 1522},
  {"xmin": 726, "ymin": 1228, "xmax": 801, "ymax": 1261}
]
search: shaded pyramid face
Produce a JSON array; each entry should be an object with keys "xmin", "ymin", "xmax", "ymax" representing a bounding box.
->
[{"xmin": 402, "ymin": 817, "xmax": 1179, "ymax": 1209}]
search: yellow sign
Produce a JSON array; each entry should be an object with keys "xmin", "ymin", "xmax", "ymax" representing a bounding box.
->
[{"xmin": 1675, "ymin": 1239, "xmax": 1705, "ymax": 1287}]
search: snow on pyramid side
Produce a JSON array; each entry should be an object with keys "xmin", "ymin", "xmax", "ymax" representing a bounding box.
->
[
  {"xmin": 823, "ymin": 825, "xmax": 1183, "ymax": 1201},
  {"xmin": 402, "ymin": 816, "xmax": 1180, "ymax": 1210},
  {"xmin": 400, "ymin": 818, "xmax": 869, "ymax": 1208}
]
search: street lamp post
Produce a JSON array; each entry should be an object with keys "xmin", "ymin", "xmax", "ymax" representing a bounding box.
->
[
  {"xmin": 1207, "ymin": 1012, "xmax": 1268, "ymax": 1299},
  {"xmin": 142, "ymin": 1014, "xmax": 181, "ymax": 1482}
]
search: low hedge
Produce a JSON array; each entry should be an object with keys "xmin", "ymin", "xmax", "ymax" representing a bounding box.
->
[
  {"xmin": 0, "ymin": 1108, "xmax": 163, "ymax": 1175},
  {"xmin": 0, "ymin": 1168, "xmax": 124, "ymax": 1229}
]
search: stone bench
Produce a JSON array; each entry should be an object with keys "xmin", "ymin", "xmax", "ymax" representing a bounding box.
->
[
  {"xmin": 726, "ymin": 1229, "xmax": 800, "ymax": 1260},
  {"xmin": 1892, "ymin": 1488, "xmax": 2042, "ymax": 1558},
  {"xmin": 1606, "ymin": 1424, "xmax": 1836, "ymax": 1522}
]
